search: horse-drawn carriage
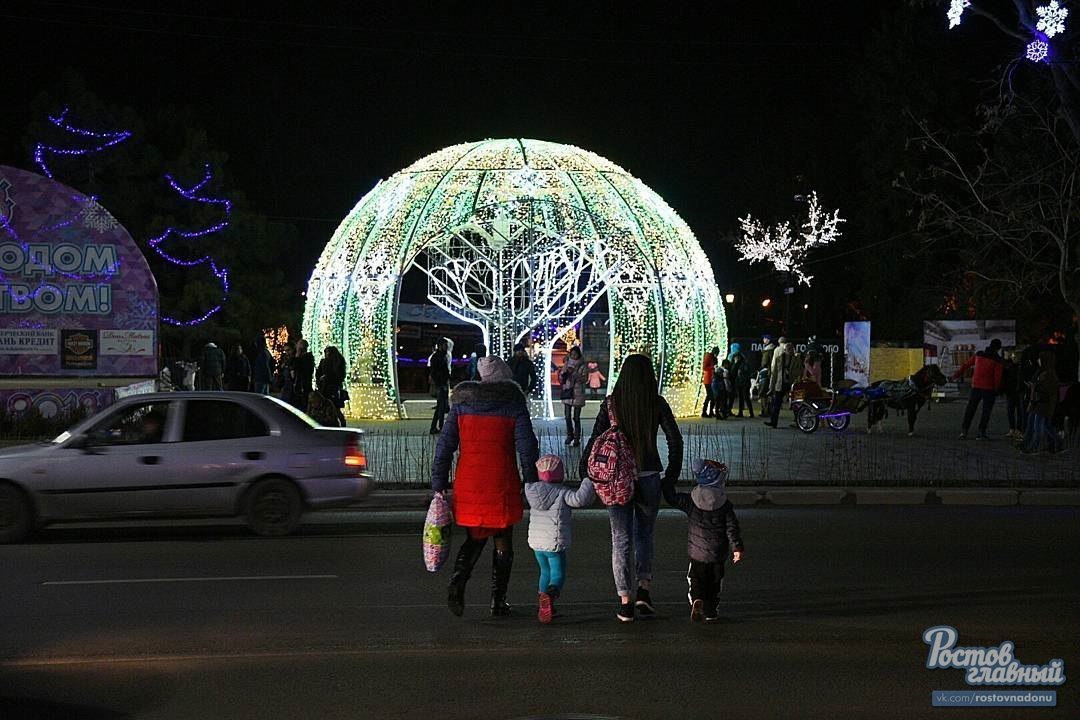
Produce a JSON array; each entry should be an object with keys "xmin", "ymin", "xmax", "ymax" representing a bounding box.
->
[
  {"xmin": 789, "ymin": 364, "xmax": 948, "ymax": 435},
  {"xmin": 789, "ymin": 379, "xmax": 877, "ymax": 433}
]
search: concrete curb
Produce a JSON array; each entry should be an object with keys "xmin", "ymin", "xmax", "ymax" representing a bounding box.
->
[
  {"xmin": 356, "ymin": 486, "xmax": 1080, "ymax": 509},
  {"xmin": 1018, "ymin": 490, "xmax": 1080, "ymax": 506},
  {"xmin": 726, "ymin": 490, "xmax": 765, "ymax": 507},
  {"xmin": 934, "ymin": 489, "xmax": 1020, "ymax": 506},
  {"xmin": 848, "ymin": 488, "xmax": 932, "ymax": 505},
  {"xmin": 763, "ymin": 488, "xmax": 849, "ymax": 505}
]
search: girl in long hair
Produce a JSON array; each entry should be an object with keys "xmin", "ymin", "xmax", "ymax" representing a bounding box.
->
[{"xmin": 579, "ymin": 353, "xmax": 684, "ymax": 622}]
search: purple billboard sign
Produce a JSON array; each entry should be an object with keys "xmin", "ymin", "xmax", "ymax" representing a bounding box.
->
[{"xmin": 0, "ymin": 165, "xmax": 158, "ymax": 377}]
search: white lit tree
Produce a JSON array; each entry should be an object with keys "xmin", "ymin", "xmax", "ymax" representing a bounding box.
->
[
  {"xmin": 735, "ymin": 192, "xmax": 845, "ymax": 286},
  {"xmin": 421, "ymin": 200, "xmax": 621, "ymax": 361}
]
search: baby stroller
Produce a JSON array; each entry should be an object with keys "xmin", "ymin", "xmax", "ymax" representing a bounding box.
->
[{"xmin": 306, "ymin": 390, "xmax": 344, "ymax": 427}]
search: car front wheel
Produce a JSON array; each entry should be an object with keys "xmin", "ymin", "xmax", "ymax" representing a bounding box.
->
[
  {"xmin": 0, "ymin": 483, "xmax": 32, "ymax": 544},
  {"xmin": 245, "ymin": 478, "xmax": 303, "ymax": 537}
]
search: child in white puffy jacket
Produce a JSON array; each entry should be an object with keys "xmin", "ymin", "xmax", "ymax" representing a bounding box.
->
[{"xmin": 525, "ymin": 454, "xmax": 595, "ymax": 624}]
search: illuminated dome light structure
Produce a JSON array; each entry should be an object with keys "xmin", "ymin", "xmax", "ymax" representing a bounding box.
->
[{"xmin": 303, "ymin": 139, "xmax": 727, "ymax": 419}]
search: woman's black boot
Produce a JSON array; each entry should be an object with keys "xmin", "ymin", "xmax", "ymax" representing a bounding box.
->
[
  {"xmin": 490, "ymin": 549, "xmax": 514, "ymax": 617},
  {"xmin": 447, "ymin": 538, "xmax": 485, "ymax": 617}
]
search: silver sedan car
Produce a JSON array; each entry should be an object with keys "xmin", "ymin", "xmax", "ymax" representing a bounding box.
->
[{"xmin": 0, "ymin": 392, "xmax": 374, "ymax": 542}]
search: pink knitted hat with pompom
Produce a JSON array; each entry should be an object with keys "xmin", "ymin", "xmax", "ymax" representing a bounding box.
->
[{"xmin": 536, "ymin": 454, "xmax": 565, "ymax": 483}]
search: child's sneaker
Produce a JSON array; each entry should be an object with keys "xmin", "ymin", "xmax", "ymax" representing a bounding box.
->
[
  {"xmin": 616, "ymin": 602, "xmax": 635, "ymax": 623},
  {"xmin": 635, "ymin": 587, "xmax": 656, "ymax": 618},
  {"xmin": 690, "ymin": 599, "xmax": 704, "ymax": 622},
  {"xmin": 705, "ymin": 608, "xmax": 721, "ymax": 623},
  {"xmin": 538, "ymin": 591, "xmax": 553, "ymax": 624}
]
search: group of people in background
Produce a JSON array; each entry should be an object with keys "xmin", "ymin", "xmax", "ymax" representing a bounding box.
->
[
  {"xmin": 699, "ymin": 334, "xmax": 1068, "ymax": 455},
  {"xmin": 701, "ymin": 334, "xmax": 825, "ymax": 430},
  {"xmin": 427, "ymin": 337, "xmax": 603, "ymax": 442},
  {"xmin": 951, "ymin": 338, "xmax": 1065, "ymax": 454},
  {"xmin": 161, "ymin": 335, "xmax": 350, "ymax": 427}
]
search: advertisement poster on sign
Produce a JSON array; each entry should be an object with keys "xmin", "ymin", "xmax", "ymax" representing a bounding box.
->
[
  {"xmin": 100, "ymin": 329, "xmax": 155, "ymax": 356},
  {"xmin": 0, "ymin": 328, "xmax": 59, "ymax": 355},
  {"xmin": 923, "ymin": 320, "xmax": 1016, "ymax": 380},
  {"xmin": 60, "ymin": 329, "xmax": 97, "ymax": 370},
  {"xmin": 844, "ymin": 321, "xmax": 871, "ymax": 387}
]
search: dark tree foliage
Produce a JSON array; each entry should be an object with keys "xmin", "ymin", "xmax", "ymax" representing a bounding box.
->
[
  {"xmin": 895, "ymin": 1, "xmax": 1079, "ymax": 374},
  {"xmin": 22, "ymin": 73, "xmax": 302, "ymax": 361}
]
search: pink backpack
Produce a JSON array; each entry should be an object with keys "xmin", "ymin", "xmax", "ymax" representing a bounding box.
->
[{"xmin": 586, "ymin": 398, "xmax": 637, "ymax": 506}]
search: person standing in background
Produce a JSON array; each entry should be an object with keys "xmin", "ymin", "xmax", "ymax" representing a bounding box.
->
[
  {"xmin": 197, "ymin": 341, "xmax": 226, "ymax": 391},
  {"xmin": 252, "ymin": 336, "xmax": 275, "ymax": 395},
  {"xmin": 1019, "ymin": 351, "xmax": 1063, "ymax": 454},
  {"xmin": 700, "ymin": 346, "xmax": 718, "ymax": 418},
  {"xmin": 558, "ymin": 346, "xmax": 588, "ymax": 446},
  {"xmin": 509, "ymin": 342, "xmax": 539, "ymax": 396},
  {"xmin": 316, "ymin": 345, "xmax": 348, "ymax": 427},
  {"xmin": 586, "ymin": 360, "xmax": 606, "ymax": 397},
  {"xmin": 764, "ymin": 340, "xmax": 795, "ymax": 428},
  {"xmin": 429, "ymin": 337, "xmax": 451, "ymax": 435},
  {"xmin": 730, "ymin": 344, "xmax": 753, "ymax": 418},
  {"xmin": 467, "ymin": 344, "xmax": 487, "ymax": 382},
  {"xmin": 224, "ymin": 343, "xmax": 251, "ymax": 392},
  {"xmin": 292, "ymin": 339, "xmax": 315, "ymax": 411},
  {"xmin": 952, "ymin": 338, "xmax": 1004, "ymax": 440}
]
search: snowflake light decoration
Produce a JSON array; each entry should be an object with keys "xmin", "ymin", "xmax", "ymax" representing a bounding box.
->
[
  {"xmin": 1036, "ymin": 1, "xmax": 1069, "ymax": 38},
  {"xmin": 79, "ymin": 197, "xmax": 119, "ymax": 233},
  {"xmin": 947, "ymin": 0, "xmax": 970, "ymax": 29},
  {"xmin": 735, "ymin": 192, "xmax": 845, "ymax": 286},
  {"xmin": 1026, "ymin": 37, "xmax": 1050, "ymax": 62},
  {"xmin": 510, "ymin": 164, "xmax": 546, "ymax": 195}
]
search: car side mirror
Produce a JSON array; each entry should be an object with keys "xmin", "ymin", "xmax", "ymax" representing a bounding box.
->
[{"xmin": 70, "ymin": 434, "xmax": 105, "ymax": 454}]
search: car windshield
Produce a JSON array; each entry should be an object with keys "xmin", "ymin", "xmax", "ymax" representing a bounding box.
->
[{"xmin": 258, "ymin": 395, "xmax": 320, "ymax": 430}]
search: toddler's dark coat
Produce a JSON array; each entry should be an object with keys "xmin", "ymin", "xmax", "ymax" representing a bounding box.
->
[{"xmin": 663, "ymin": 484, "xmax": 744, "ymax": 563}]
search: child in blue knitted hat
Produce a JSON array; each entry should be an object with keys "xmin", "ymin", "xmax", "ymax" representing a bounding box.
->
[{"xmin": 663, "ymin": 458, "xmax": 745, "ymax": 622}]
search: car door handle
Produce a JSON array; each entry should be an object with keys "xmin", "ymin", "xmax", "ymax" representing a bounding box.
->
[
  {"xmin": 243, "ymin": 451, "xmax": 265, "ymax": 461},
  {"xmin": 138, "ymin": 456, "xmax": 161, "ymax": 465}
]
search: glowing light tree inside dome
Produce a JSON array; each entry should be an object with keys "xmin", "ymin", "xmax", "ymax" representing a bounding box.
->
[{"xmin": 303, "ymin": 139, "xmax": 726, "ymax": 420}]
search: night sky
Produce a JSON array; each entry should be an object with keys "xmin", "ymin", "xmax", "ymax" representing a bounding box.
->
[{"xmin": 3, "ymin": 1, "xmax": 994, "ymax": 309}]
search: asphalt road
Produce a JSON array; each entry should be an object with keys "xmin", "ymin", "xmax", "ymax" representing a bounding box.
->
[{"xmin": 1, "ymin": 507, "xmax": 1077, "ymax": 720}]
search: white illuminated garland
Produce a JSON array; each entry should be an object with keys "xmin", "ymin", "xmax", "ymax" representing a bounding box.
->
[
  {"xmin": 947, "ymin": 0, "xmax": 970, "ymax": 29},
  {"xmin": 735, "ymin": 191, "xmax": 844, "ymax": 286}
]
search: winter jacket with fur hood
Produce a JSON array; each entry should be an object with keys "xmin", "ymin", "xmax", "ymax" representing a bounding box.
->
[
  {"xmin": 432, "ymin": 380, "xmax": 539, "ymax": 529},
  {"xmin": 558, "ymin": 357, "xmax": 587, "ymax": 408},
  {"xmin": 663, "ymin": 484, "xmax": 744, "ymax": 564},
  {"xmin": 525, "ymin": 478, "xmax": 595, "ymax": 552}
]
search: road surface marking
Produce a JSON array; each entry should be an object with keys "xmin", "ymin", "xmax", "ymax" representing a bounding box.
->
[{"xmin": 40, "ymin": 574, "xmax": 338, "ymax": 586}]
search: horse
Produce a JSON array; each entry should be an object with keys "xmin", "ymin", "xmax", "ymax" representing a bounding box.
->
[{"xmin": 866, "ymin": 364, "xmax": 948, "ymax": 436}]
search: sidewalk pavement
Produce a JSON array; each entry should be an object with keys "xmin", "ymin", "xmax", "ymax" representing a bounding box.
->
[
  {"xmin": 353, "ymin": 399, "xmax": 1077, "ymax": 486},
  {"xmin": 360, "ymin": 487, "xmax": 1080, "ymax": 509}
]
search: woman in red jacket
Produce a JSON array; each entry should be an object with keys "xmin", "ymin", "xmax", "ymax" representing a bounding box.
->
[
  {"xmin": 432, "ymin": 355, "xmax": 539, "ymax": 617},
  {"xmin": 701, "ymin": 347, "xmax": 719, "ymax": 418},
  {"xmin": 952, "ymin": 339, "xmax": 1004, "ymax": 440}
]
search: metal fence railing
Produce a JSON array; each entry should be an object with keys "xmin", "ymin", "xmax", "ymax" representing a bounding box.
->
[{"xmin": 362, "ymin": 423, "xmax": 1079, "ymax": 489}]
